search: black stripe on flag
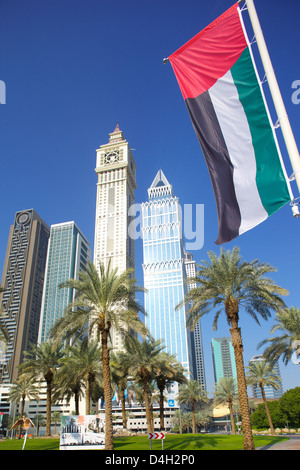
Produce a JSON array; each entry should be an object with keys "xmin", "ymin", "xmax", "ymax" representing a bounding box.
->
[{"xmin": 186, "ymin": 91, "xmax": 241, "ymax": 245}]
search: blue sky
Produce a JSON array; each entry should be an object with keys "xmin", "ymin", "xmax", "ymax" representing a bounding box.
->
[{"xmin": 1, "ymin": 0, "xmax": 299, "ymax": 395}]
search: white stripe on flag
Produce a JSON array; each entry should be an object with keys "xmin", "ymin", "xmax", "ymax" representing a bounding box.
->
[{"xmin": 209, "ymin": 69, "xmax": 268, "ymax": 234}]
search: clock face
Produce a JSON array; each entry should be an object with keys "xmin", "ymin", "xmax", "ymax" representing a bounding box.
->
[
  {"xmin": 104, "ymin": 150, "xmax": 119, "ymax": 164},
  {"xmin": 17, "ymin": 212, "xmax": 31, "ymax": 226}
]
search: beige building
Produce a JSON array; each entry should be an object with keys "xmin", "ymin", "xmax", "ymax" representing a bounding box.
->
[
  {"xmin": 0, "ymin": 382, "xmax": 176, "ymax": 436},
  {"xmin": 0, "ymin": 210, "xmax": 50, "ymax": 383},
  {"xmin": 93, "ymin": 124, "xmax": 137, "ymax": 350}
]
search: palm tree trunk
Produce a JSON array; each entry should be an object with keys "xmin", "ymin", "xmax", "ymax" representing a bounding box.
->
[
  {"xmin": 74, "ymin": 389, "xmax": 80, "ymax": 415},
  {"xmin": 85, "ymin": 378, "xmax": 91, "ymax": 415},
  {"xmin": 120, "ymin": 388, "xmax": 127, "ymax": 429},
  {"xmin": 45, "ymin": 378, "xmax": 52, "ymax": 437},
  {"xmin": 102, "ymin": 329, "xmax": 114, "ymax": 450},
  {"xmin": 150, "ymin": 401, "xmax": 154, "ymax": 432},
  {"xmin": 191, "ymin": 400, "xmax": 196, "ymax": 434},
  {"xmin": 228, "ymin": 399, "xmax": 236, "ymax": 435},
  {"xmin": 143, "ymin": 380, "xmax": 152, "ymax": 434},
  {"xmin": 17, "ymin": 395, "xmax": 26, "ymax": 439},
  {"xmin": 229, "ymin": 314, "xmax": 255, "ymax": 450},
  {"xmin": 158, "ymin": 386, "xmax": 165, "ymax": 431},
  {"xmin": 260, "ymin": 384, "xmax": 275, "ymax": 436}
]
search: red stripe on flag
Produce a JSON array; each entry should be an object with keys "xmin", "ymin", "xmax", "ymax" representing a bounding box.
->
[{"xmin": 169, "ymin": 3, "xmax": 247, "ymax": 99}]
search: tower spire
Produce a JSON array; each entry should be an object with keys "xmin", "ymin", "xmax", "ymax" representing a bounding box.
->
[
  {"xmin": 148, "ymin": 169, "xmax": 173, "ymax": 198},
  {"xmin": 113, "ymin": 122, "xmax": 120, "ymax": 133},
  {"xmin": 108, "ymin": 122, "xmax": 125, "ymax": 143}
]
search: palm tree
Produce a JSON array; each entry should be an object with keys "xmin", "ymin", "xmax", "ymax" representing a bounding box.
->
[
  {"xmin": 58, "ymin": 339, "xmax": 102, "ymax": 415},
  {"xmin": 246, "ymin": 359, "xmax": 282, "ymax": 435},
  {"xmin": 213, "ymin": 377, "xmax": 238, "ymax": 435},
  {"xmin": 130, "ymin": 382, "xmax": 146, "ymax": 407},
  {"xmin": 8, "ymin": 376, "xmax": 40, "ymax": 438},
  {"xmin": 155, "ymin": 352, "xmax": 187, "ymax": 430},
  {"xmin": 233, "ymin": 399, "xmax": 257, "ymax": 427},
  {"xmin": 123, "ymin": 336, "xmax": 165, "ymax": 433},
  {"xmin": 172, "ymin": 408, "xmax": 185, "ymax": 434},
  {"xmin": 177, "ymin": 380, "xmax": 209, "ymax": 434},
  {"xmin": 178, "ymin": 247, "xmax": 288, "ymax": 450},
  {"xmin": 91, "ymin": 381, "xmax": 105, "ymax": 413},
  {"xmin": 110, "ymin": 351, "xmax": 130, "ymax": 429},
  {"xmin": 51, "ymin": 411, "xmax": 61, "ymax": 435},
  {"xmin": 128, "ymin": 380, "xmax": 158, "ymax": 431},
  {"xmin": 50, "ymin": 260, "xmax": 147, "ymax": 450},
  {"xmin": 145, "ymin": 381, "xmax": 160, "ymax": 432},
  {"xmin": 181, "ymin": 412, "xmax": 193, "ymax": 433},
  {"xmin": 194, "ymin": 411, "xmax": 211, "ymax": 433},
  {"xmin": 19, "ymin": 341, "xmax": 63, "ymax": 436},
  {"xmin": 32, "ymin": 414, "xmax": 46, "ymax": 436},
  {"xmin": 53, "ymin": 355, "xmax": 85, "ymax": 416},
  {"xmin": 259, "ymin": 306, "xmax": 300, "ymax": 365}
]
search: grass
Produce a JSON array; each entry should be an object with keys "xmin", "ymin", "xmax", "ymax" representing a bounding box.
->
[
  {"xmin": 0, "ymin": 437, "xmax": 59, "ymax": 450},
  {"xmin": 114, "ymin": 434, "xmax": 288, "ymax": 451},
  {"xmin": 0, "ymin": 433, "xmax": 289, "ymax": 451}
]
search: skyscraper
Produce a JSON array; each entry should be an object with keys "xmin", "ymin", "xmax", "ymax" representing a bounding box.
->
[
  {"xmin": 249, "ymin": 355, "xmax": 283, "ymax": 399},
  {"xmin": 211, "ymin": 337, "xmax": 237, "ymax": 385},
  {"xmin": 93, "ymin": 124, "xmax": 136, "ymax": 350},
  {"xmin": 38, "ymin": 222, "xmax": 91, "ymax": 344},
  {"xmin": 0, "ymin": 209, "xmax": 50, "ymax": 383},
  {"xmin": 141, "ymin": 170, "xmax": 195, "ymax": 379},
  {"xmin": 184, "ymin": 252, "xmax": 206, "ymax": 389}
]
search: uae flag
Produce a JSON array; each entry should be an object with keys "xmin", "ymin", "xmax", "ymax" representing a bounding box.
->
[{"xmin": 169, "ymin": 2, "xmax": 292, "ymax": 244}]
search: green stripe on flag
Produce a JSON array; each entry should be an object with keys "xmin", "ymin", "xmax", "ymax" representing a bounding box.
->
[{"xmin": 231, "ymin": 47, "xmax": 291, "ymax": 216}]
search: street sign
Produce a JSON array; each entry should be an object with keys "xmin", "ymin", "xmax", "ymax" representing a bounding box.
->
[
  {"xmin": 148, "ymin": 432, "xmax": 165, "ymax": 440},
  {"xmin": 168, "ymin": 399, "xmax": 175, "ymax": 407},
  {"xmin": 148, "ymin": 432, "xmax": 165, "ymax": 450}
]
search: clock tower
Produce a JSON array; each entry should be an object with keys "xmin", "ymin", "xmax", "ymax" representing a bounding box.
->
[{"xmin": 93, "ymin": 124, "xmax": 137, "ymax": 349}]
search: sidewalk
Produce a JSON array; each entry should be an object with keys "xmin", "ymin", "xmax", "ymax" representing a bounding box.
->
[{"xmin": 258, "ymin": 435, "xmax": 300, "ymax": 450}]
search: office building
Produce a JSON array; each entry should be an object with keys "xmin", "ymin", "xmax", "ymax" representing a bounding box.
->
[
  {"xmin": 0, "ymin": 210, "xmax": 50, "ymax": 383},
  {"xmin": 141, "ymin": 170, "xmax": 195, "ymax": 379},
  {"xmin": 249, "ymin": 355, "xmax": 283, "ymax": 399},
  {"xmin": 38, "ymin": 222, "xmax": 91, "ymax": 344},
  {"xmin": 211, "ymin": 337, "xmax": 237, "ymax": 385},
  {"xmin": 93, "ymin": 124, "xmax": 136, "ymax": 350},
  {"xmin": 184, "ymin": 251, "xmax": 206, "ymax": 389}
]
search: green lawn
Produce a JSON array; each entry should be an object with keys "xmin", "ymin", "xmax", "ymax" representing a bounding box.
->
[
  {"xmin": 0, "ymin": 434, "xmax": 289, "ymax": 451},
  {"xmin": 115, "ymin": 434, "xmax": 288, "ymax": 451}
]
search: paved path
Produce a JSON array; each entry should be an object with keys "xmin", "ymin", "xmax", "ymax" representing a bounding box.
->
[{"xmin": 258, "ymin": 435, "xmax": 300, "ymax": 450}]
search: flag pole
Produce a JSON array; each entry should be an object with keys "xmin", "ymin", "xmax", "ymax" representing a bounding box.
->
[{"xmin": 245, "ymin": 0, "xmax": 300, "ymax": 197}]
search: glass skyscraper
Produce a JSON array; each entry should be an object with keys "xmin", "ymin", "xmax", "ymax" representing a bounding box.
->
[
  {"xmin": 249, "ymin": 355, "xmax": 283, "ymax": 399},
  {"xmin": 38, "ymin": 222, "xmax": 91, "ymax": 344},
  {"xmin": 211, "ymin": 337, "xmax": 237, "ymax": 385},
  {"xmin": 184, "ymin": 252, "xmax": 206, "ymax": 390},
  {"xmin": 141, "ymin": 170, "xmax": 195, "ymax": 379}
]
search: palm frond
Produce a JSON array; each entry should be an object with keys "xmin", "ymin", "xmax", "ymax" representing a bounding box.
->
[{"xmin": 178, "ymin": 246, "xmax": 288, "ymax": 331}]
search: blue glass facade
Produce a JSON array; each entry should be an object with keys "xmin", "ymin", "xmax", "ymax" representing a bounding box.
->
[
  {"xmin": 142, "ymin": 171, "xmax": 195, "ymax": 378},
  {"xmin": 38, "ymin": 222, "xmax": 91, "ymax": 343},
  {"xmin": 249, "ymin": 355, "xmax": 283, "ymax": 399},
  {"xmin": 211, "ymin": 337, "xmax": 237, "ymax": 384}
]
